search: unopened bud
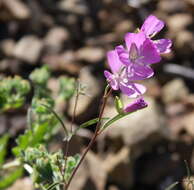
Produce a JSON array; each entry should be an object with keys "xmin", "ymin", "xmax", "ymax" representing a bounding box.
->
[
  {"xmin": 124, "ymin": 97, "xmax": 148, "ymax": 113},
  {"xmin": 114, "ymin": 96, "xmax": 124, "ymax": 114}
]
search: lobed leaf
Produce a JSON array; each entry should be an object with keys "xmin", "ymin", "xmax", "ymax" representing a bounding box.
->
[
  {"xmin": 0, "ymin": 134, "xmax": 9, "ymax": 166},
  {"xmin": 0, "ymin": 168, "xmax": 23, "ymax": 189}
]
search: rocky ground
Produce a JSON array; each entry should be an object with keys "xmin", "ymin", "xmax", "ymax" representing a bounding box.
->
[{"xmin": 1, "ymin": 0, "xmax": 194, "ymax": 189}]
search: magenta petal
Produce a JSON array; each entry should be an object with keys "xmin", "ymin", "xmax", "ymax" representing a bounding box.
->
[
  {"xmin": 130, "ymin": 83, "xmax": 146, "ymax": 98},
  {"xmin": 139, "ymin": 39, "xmax": 161, "ymax": 64},
  {"xmin": 154, "ymin": 39, "xmax": 172, "ymax": 53},
  {"xmin": 119, "ymin": 82, "xmax": 146, "ymax": 98},
  {"xmin": 131, "ymin": 64, "xmax": 154, "ymax": 79},
  {"xmin": 119, "ymin": 82, "xmax": 136, "ymax": 97},
  {"xmin": 104, "ymin": 70, "xmax": 119, "ymax": 90},
  {"xmin": 141, "ymin": 15, "xmax": 164, "ymax": 36},
  {"xmin": 115, "ymin": 45, "xmax": 131, "ymax": 66},
  {"xmin": 124, "ymin": 32, "xmax": 146, "ymax": 51},
  {"xmin": 124, "ymin": 97, "xmax": 148, "ymax": 113},
  {"xmin": 107, "ymin": 50, "xmax": 123, "ymax": 74}
]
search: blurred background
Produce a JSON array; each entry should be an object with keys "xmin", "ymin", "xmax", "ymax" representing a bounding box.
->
[{"xmin": 1, "ymin": 0, "xmax": 194, "ymax": 189}]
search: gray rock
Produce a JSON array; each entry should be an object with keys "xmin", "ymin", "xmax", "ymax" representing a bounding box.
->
[
  {"xmin": 68, "ymin": 67, "xmax": 101, "ymax": 121},
  {"xmin": 86, "ymin": 151, "xmax": 107, "ymax": 190},
  {"xmin": 167, "ymin": 14, "xmax": 193, "ymax": 34},
  {"xmin": 42, "ymin": 51, "xmax": 82, "ymax": 74},
  {"xmin": 48, "ymin": 78, "xmax": 67, "ymax": 113},
  {"xmin": 175, "ymin": 30, "xmax": 194, "ymax": 56},
  {"xmin": 158, "ymin": 0, "xmax": 187, "ymax": 13},
  {"xmin": 0, "ymin": 39, "xmax": 15, "ymax": 56},
  {"xmin": 76, "ymin": 47, "xmax": 105, "ymax": 63},
  {"xmin": 7, "ymin": 177, "xmax": 33, "ymax": 190},
  {"xmin": 0, "ymin": 116, "xmax": 7, "ymax": 135},
  {"xmin": 186, "ymin": 0, "xmax": 194, "ymax": 5},
  {"xmin": 13, "ymin": 35, "xmax": 43, "ymax": 64},
  {"xmin": 68, "ymin": 159, "xmax": 89, "ymax": 190},
  {"xmin": 44, "ymin": 27, "xmax": 69, "ymax": 53},
  {"xmin": 114, "ymin": 20, "xmax": 134, "ymax": 34},
  {"xmin": 2, "ymin": 0, "xmax": 30, "ymax": 20},
  {"xmin": 162, "ymin": 78, "xmax": 189, "ymax": 104},
  {"xmin": 183, "ymin": 112, "xmax": 194, "ymax": 137},
  {"xmin": 58, "ymin": 0, "xmax": 88, "ymax": 15},
  {"xmin": 103, "ymin": 147, "xmax": 133, "ymax": 189}
]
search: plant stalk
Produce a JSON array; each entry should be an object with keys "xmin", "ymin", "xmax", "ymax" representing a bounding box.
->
[
  {"xmin": 65, "ymin": 87, "xmax": 112, "ymax": 190},
  {"xmin": 64, "ymin": 81, "xmax": 80, "ymax": 182}
]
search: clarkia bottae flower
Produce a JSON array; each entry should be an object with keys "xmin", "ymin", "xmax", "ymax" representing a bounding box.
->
[
  {"xmin": 140, "ymin": 15, "xmax": 172, "ymax": 54},
  {"xmin": 116, "ymin": 32, "xmax": 161, "ymax": 80},
  {"xmin": 104, "ymin": 50, "xmax": 146, "ymax": 98},
  {"xmin": 104, "ymin": 14, "xmax": 172, "ymax": 101}
]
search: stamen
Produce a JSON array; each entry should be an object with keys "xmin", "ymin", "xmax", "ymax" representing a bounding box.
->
[
  {"xmin": 129, "ymin": 43, "xmax": 139, "ymax": 61},
  {"xmin": 123, "ymin": 78, "xmax": 128, "ymax": 83}
]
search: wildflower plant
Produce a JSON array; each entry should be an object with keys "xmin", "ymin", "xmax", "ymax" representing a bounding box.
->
[{"xmin": 0, "ymin": 15, "xmax": 172, "ymax": 190}]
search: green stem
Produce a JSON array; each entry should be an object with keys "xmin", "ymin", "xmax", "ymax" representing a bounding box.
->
[
  {"xmin": 65, "ymin": 85, "xmax": 112, "ymax": 190},
  {"xmin": 40, "ymin": 104, "xmax": 68, "ymax": 136}
]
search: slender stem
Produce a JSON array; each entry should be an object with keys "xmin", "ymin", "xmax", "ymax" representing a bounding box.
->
[
  {"xmin": 63, "ymin": 81, "xmax": 79, "ymax": 181},
  {"xmin": 70, "ymin": 86, "xmax": 79, "ymax": 133},
  {"xmin": 41, "ymin": 104, "xmax": 68, "ymax": 136},
  {"xmin": 65, "ymin": 87, "xmax": 112, "ymax": 190}
]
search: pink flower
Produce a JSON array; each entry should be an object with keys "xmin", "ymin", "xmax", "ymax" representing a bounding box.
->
[
  {"xmin": 116, "ymin": 32, "xmax": 161, "ymax": 80},
  {"xmin": 104, "ymin": 50, "xmax": 146, "ymax": 98},
  {"xmin": 104, "ymin": 14, "xmax": 172, "ymax": 99},
  {"xmin": 140, "ymin": 15, "xmax": 172, "ymax": 54}
]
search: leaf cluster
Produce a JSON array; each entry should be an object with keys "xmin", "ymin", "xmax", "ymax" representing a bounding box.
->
[
  {"xmin": 0, "ymin": 134, "xmax": 23, "ymax": 189},
  {"xmin": 22, "ymin": 145, "xmax": 80, "ymax": 190},
  {"xmin": 0, "ymin": 76, "xmax": 30, "ymax": 112}
]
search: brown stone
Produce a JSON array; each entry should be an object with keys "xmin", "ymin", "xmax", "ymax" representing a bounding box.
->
[
  {"xmin": 162, "ymin": 78, "xmax": 189, "ymax": 104},
  {"xmin": 76, "ymin": 47, "xmax": 105, "ymax": 63},
  {"xmin": 42, "ymin": 51, "xmax": 82, "ymax": 75},
  {"xmin": 44, "ymin": 27, "xmax": 69, "ymax": 53},
  {"xmin": 2, "ymin": 0, "xmax": 30, "ymax": 20},
  {"xmin": 13, "ymin": 35, "xmax": 43, "ymax": 64}
]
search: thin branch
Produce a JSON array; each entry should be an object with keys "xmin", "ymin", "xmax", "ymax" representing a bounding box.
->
[
  {"xmin": 65, "ymin": 86, "xmax": 112, "ymax": 190},
  {"xmin": 40, "ymin": 104, "xmax": 68, "ymax": 136},
  {"xmin": 63, "ymin": 80, "xmax": 80, "ymax": 179}
]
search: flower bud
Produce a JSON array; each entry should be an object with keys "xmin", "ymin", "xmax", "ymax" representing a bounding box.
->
[
  {"xmin": 124, "ymin": 97, "xmax": 148, "ymax": 113},
  {"xmin": 114, "ymin": 96, "xmax": 124, "ymax": 114}
]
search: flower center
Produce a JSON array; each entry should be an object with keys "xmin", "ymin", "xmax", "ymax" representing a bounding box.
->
[
  {"xmin": 129, "ymin": 43, "xmax": 139, "ymax": 62},
  {"xmin": 123, "ymin": 78, "xmax": 128, "ymax": 83}
]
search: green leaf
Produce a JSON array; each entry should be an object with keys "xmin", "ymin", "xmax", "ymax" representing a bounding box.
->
[
  {"xmin": 165, "ymin": 182, "xmax": 179, "ymax": 190},
  {"xmin": 12, "ymin": 121, "xmax": 55, "ymax": 156},
  {"xmin": 59, "ymin": 77, "xmax": 76, "ymax": 100},
  {"xmin": 0, "ymin": 168, "xmax": 23, "ymax": 189},
  {"xmin": 100, "ymin": 103, "xmax": 148, "ymax": 133},
  {"xmin": 12, "ymin": 130, "xmax": 32, "ymax": 156},
  {"xmin": 46, "ymin": 182, "xmax": 62, "ymax": 190},
  {"xmin": 0, "ymin": 76, "xmax": 30, "ymax": 112},
  {"xmin": 64, "ymin": 154, "xmax": 80, "ymax": 182},
  {"xmin": 29, "ymin": 66, "xmax": 50, "ymax": 86},
  {"xmin": 74, "ymin": 117, "xmax": 109, "ymax": 134},
  {"xmin": 36, "ymin": 159, "xmax": 53, "ymax": 182},
  {"xmin": 100, "ymin": 114, "xmax": 124, "ymax": 132},
  {"xmin": 0, "ymin": 134, "xmax": 9, "ymax": 166}
]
